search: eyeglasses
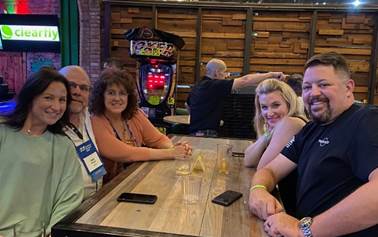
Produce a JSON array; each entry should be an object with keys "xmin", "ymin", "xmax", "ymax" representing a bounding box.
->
[{"xmin": 68, "ymin": 81, "xmax": 91, "ymax": 92}]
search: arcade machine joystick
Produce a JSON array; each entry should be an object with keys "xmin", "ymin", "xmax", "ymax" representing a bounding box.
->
[{"xmin": 125, "ymin": 27, "xmax": 185, "ymax": 132}]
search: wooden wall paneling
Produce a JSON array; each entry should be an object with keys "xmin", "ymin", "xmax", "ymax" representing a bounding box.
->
[
  {"xmin": 250, "ymin": 58, "xmax": 307, "ymax": 65},
  {"xmin": 368, "ymin": 13, "xmax": 378, "ymax": 104},
  {"xmin": 348, "ymin": 34, "xmax": 372, "ymax": 44},
  {"xmin": 155, "ymin": 6, "xmax": 198, "ymax": 107},
  {"xmin": 251, "ymin": 64, "xmax": 305, "ymax": 74},
  {"xmin": 250, "ymin": 11, "xmax": 311, "ymax": 75},
  {"xmin": 152, "ymin": 5, "xmax": 157, "ymax": 29},
  {"xmin": 201, "ymin": 8, "xmax": 246, "ymax": 80},
  {"xmin": 106, "ymin": 2, "xmax": 378, "ymax": 105},
  {"xmin": 252, "ymin": 52, "xmax": 308, "ymax": 59},
  {"xmin": 314, "ymin": 47, "xmax": 371, "ymax": 55},
  {"xmin": 243, "ymin": 8, "xmax": 253, "ymax": 75},
  {"xmin": 353, "ymin": 72, "xmax": 370, "ymax": 86},
  {"xmin": 318, "ymin": 29, "xmax": 344, "ymax": 35},
  {"xmin": 109, "ymin": 6, "xmax": 154, "ymax": 80},
  {"xmin": 315, "ymin": 12, "xmax": 375, "ymax": 101},
  {"xmin": 102, "ymin": 1, "xmax": 111, "ymax": 63},
  {"xmin": 194, "ymin": 8, "xmax": 203, "ymax": 87},
  {"xmin": 348, "ymin": 61, "xmax": 370, "ymax": 73},
  {"xmin": 228, "ymin": 39, "xmax": 245, "ymax": 50}
]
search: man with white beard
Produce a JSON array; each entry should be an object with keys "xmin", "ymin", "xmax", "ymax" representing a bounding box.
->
[{"xmin": 60, "ymin": 66, "xmax": 106, "ymax": 199}]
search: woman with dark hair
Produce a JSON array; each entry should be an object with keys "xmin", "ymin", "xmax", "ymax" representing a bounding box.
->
[
  {"xmin": 0, "ymin": 67, "xmax": 83, "ymax": 236},
  {"xmin": 90, "ymin": 69, "xmax": 191, "ymax": 182}
]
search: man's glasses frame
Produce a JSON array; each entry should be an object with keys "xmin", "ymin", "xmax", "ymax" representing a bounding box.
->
[{"xmin": 68, "ymin": 81, "xmax": 91, "ymax": 92}]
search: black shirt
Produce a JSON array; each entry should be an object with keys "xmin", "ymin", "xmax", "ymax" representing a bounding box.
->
[
  {"xmin": 187, "ymin": 76, "xmax": 233, "ymax": 133},
  {"xmin": 281, "ymin": 104, "xmax": 378, "ymax": 237}
]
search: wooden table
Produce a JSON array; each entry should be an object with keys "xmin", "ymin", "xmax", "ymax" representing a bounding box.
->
[
  {"xmin": 52, "ymin": 135, "xmax": 267, "ymax": 237},
  {"xmin": 163, "ymin": 115, "xmax": 190, "ymax": 125}
]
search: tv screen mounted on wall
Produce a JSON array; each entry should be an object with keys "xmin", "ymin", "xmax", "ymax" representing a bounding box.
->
[{"xmin": 0, "ymin": 14, "xmax": 60, "ymax": 52}]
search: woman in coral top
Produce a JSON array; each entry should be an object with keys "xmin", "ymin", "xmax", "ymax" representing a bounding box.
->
[{"xmin": 90, "ymin": 69, "xmax": 191, "ymax": 183}]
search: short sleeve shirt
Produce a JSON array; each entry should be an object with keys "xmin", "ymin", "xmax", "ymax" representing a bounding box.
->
[
  {"xmin": 187, "ymin": 76, "xmax": 233, "ymax": 133},
  {"xmin": 281, "ymin": 104, "xmax": 378, "ymax": 236}
]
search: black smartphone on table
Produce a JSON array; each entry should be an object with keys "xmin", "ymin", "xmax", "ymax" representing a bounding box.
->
[
  {"xmin": 212, "ymin": 190, "xmax": 243, "ymax": 206},
  {"xmin": 232, "ymin": 152, "xmax": 245, "ymax": 158},
  {"xmin": 117, "ymin": 192, "xmax": 157, "ymax": 204}
]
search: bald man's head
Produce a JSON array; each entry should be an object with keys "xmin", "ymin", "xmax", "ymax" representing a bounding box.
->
[
  {"xmin": 206, "ymin": 59, "xmax": 228, "ymax": 80},
  {"xmin": 59, "ymin": 65, "xmax": 91, "ymax": 115}
]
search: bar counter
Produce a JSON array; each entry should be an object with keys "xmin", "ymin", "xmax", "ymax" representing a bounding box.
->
[{"xmin": 52, "ymin": 135, "xmax": 267, "ymax": 237}]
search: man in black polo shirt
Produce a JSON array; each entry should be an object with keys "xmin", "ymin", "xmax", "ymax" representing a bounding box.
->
[
  {"xmin": 187, "ymin": 58, "xmax": 284, "ymax": 136},
  {"xmin": 248, "ymin": 52, "xmax": 378, "ymax": 237}
]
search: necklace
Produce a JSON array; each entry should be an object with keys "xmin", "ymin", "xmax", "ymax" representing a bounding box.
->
[
  {"xmin": 25, "ymin": 128, "xmax": 44, "ymax": 136},
  {"xmin": 104, "ymin": 115, "xmax": 138, "ymax": 146},
  {"xmin": 122, "ymin": 121, "xmax": 137, "ymax": 146}
]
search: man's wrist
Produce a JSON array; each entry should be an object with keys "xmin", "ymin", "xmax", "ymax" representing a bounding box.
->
[
  {"xmin": 250, "ymin": 184, "xmax": 267, "ymax": 192},
  {"xmin": 297, "ymin": 226, "xmax": 305, "ymax": 237},
  {"xmin": 298, "ymin": 217, "xmax": 313, "ymax": 237}
]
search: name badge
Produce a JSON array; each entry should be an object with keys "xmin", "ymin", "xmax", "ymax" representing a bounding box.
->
[{"xmin": 76, "ymin": 139, "xmax": 106, "ymax": 182}]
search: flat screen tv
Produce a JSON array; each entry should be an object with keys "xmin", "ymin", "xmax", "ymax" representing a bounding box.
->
[{"xmin": 0, "ymin": 14, "xmax": 60, "ymax": 52}]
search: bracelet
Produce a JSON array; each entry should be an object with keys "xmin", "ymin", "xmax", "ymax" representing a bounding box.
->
[
  {"xmin": 250, "ymin": 184, "xmax": 267, "ymax": 192},
  {"xmin": 263, "ymin": 130, "xmax": 272, "ymax": 142}
]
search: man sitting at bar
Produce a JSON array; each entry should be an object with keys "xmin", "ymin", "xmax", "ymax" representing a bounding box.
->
[
  {"xmin": 187, "ymin": 58, "xmax": 284, "ymax": 137},
  {"xmin": 60, "ymin": 65, "xmax": 106, "ymax": 199},
  {"xmin": 248, "ymin": 52, "xmax": 378, "ymax": 237}
]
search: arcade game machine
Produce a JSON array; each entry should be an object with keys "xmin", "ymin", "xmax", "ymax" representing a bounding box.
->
[
  {"xmin": 0, "ymin": 75, "xmax": 16, "ymax": 116},
  {"xmin": 125, "ymin": 27, "xmax": 185, "ymax": 131}
]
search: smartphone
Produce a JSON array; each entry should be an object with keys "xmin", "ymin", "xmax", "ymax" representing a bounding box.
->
[
  {"xmin": 232, "ymin": 152, "xmax": 245, "ymax": 158},
  {"xmin": 212, "ymin": 190, "xmax": 243, "ymax": 206},
  {"xmin": 117, "ymin": 192, "xmax": 157, "ymax": 204}
]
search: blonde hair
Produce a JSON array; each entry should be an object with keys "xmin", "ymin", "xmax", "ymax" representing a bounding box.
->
[{"xmin": 254, "ymin": 79, "xmax": 304, "ymax": 137}]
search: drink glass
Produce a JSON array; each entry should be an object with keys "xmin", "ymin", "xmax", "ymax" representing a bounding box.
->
[
  {"xmin": 175, "ymin": 155, "xmax": 192, "ymax": 176},
  {"xmin": 182, "ymin": 174, "xmax": 202, "ymax": 204},
  {"xmin": 217, "ymin": 144, "xmax": 233, "ymax": 175}
]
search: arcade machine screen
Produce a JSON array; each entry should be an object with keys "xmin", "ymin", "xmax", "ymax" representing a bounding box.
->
[{"xmin": 140, "ymin": 63, "xmax": 172, "ymax": 107}]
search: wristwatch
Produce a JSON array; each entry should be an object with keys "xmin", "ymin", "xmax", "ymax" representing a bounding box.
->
[{"xmin": 298, "ymin": 217, "xmax": 313, "ymax": 237}]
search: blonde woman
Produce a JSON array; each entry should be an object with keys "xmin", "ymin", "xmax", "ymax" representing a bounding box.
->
[
  {"xmin": 244, "ymin": 79, "xmax": 307, "ymax": 214},
  {"xmin": 245, "ymin": 79, "xmax": 307, "ymax": 168}
]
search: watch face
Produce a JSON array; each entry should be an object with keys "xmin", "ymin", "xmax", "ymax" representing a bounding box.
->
[{"xmin": 299, "ymin": 217, "xmax": 313, "ymax": 228}]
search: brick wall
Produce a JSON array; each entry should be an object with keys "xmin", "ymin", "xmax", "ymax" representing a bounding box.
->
[
  {"xmin": 1, "ymin": 0, "xmax": 59, "ymax": 14},
  {"xmin": 78, "ymin": 0, "xmax": 101, "ymax": 82},
  {"xmin": 0, "ymin": 0, "xmax": 61, "ymax": 94},
  {"xmin": 0, "ymin": 0, "xmax": 103, "ymax": 93}
]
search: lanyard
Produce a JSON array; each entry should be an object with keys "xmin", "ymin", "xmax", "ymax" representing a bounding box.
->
[
  {"xmin": 67, "ymin": 122, "xmax": 84, "ymax": 140},
  {"xmin": 67, "ymin": 122, "xmax": 106, "ymax": 182}
]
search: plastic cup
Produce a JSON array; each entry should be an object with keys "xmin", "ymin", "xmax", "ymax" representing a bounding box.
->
[
  {"xmin": 217, "ymin": 144, "xmax": 233, "ymax": 175},
  {"xmin": 175, "ymin": 156, "xmax": 191, "ymax": 176},
  {"xmin": 182, "ymin": 174, "xmax": 202, "ymax": 204}
]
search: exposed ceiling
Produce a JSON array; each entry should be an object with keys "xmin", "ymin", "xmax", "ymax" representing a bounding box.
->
[
  {"xmin": 157, "ymin": 0, "xmax": 377, "ymax": 6},
  {"xmin": 160, "ymin": 0, "xmax": 372, "ymax": 4},
  {"xmin": 243, "ymin": 0, "xmax": 370, "ymax": 3}
]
